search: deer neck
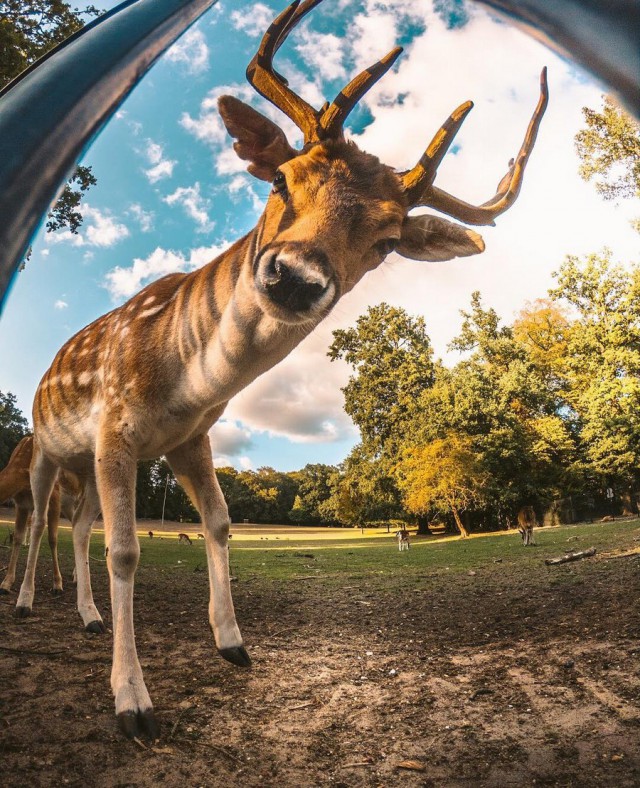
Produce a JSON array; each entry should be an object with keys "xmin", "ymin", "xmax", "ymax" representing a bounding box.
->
[{"xmin": 182, "ymin": 225, "xmax": 317, "ymax": 408}]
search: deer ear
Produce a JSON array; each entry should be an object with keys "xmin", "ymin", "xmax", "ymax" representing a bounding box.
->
[
  {"xmin": 218, "ymin": 95, "xmax": 297, "ymax": 181},
  {"xmin": 397, "ymin": 214, "xmax": 485, "ymax": 262}
]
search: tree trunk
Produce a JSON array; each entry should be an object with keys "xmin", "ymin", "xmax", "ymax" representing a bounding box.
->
[
  {"xmin": 451, "ymin": 505, "xmax": 469, "ymax": 538},
  {"xmin": 416, "ymin": 516, "xmax": 432, "ymax": 536}
]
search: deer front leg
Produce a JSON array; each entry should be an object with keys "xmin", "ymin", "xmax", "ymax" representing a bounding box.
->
[
  {"xmin": 166, "ymin": 434, "xmax": 250, "ymax": 668},
  {"xmin": 0, "ymin": 507, "xmax": 29, "ymax": 594},
  {"xmin": 72, "ymin": 480, "xmax": 105, "ymax": 633},
  {"xmin": 96, "ymin": 432, "xmax": 157, "ymax": 739},
  {"xmin": 15, "ymin": 449, "xmax": 58, "ymax": 617}
]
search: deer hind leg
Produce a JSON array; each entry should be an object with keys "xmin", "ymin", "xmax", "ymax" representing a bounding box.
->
[
  {"xmin": 166, "ymin": 434, "xmax": 250, "ymax": 668},
  {"xmin": 72, "ymin": 479, "xmax": 105, "ymax": 633},
  {"xmin": 96, "ymin": 431, "xmax": 157, "ymax": 740},
  {"xmin": 15, "ymin": 449, "xmax": 58, "ymax": 617},
  {"xmin": 0, "ymin": 507, "xmax": 29, "ymax": 593},
  {"xmin": 47, "ymin": 487, "xmax": 63, "ymax": 594}
]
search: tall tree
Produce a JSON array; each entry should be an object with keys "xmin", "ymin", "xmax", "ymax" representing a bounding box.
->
[
  {"xmin": 397, "ymin": 434, "xmax": 488, "ymax": 537},
  {"xmin": 0, "ymin": 1, "xmax": 99, "ymax": 236},
  {"xmin": 328, "ymin": 303, "xmax": 435, "ymax": 455},
  {"xmin": 549, "ymin": 251, "xmax": 640, "ymax": 490},
  {"xmin": 575, "ymin": 96, "xmax": 640, "ymax": 202},
  {"xmin": 0, "ymin": 391, "xmax": 30, "ymax": 469}
]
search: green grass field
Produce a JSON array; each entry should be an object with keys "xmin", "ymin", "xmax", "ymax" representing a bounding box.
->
[{"xmin": 17, "ymin": 517, "xmax": 639, "ymax": 588}]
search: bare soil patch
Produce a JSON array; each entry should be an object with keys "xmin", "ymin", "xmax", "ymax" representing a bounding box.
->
[{"xmin": 1, "ymin": 532, "xmax": 639, "ymax": 786}]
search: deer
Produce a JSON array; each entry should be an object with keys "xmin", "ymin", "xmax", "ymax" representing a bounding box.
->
[
  {"xmin": 396, "ymin": 527, "xmax": 410, "ymax": 551},
  {"xmin": 517, "ymin": 506, "xmax": 537, "ymax": 545},
  {"xmin": 0, "ymin": 436, "xmax": 83, "ymax": 598},
  {"xmin": 18, "ymin": 0, "xmax": 547, "ymax": 739},
  {"xmin": 178, "ymin": 532, "xmax": 193, "ymax": 545}
]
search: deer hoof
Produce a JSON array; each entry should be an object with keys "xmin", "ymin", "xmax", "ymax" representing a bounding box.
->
[
  {"xmin": 85, "ymin": 620, "xmax": 106, "ymax": 634},
  {"xmin": 14, "ymin": 605, "xmax": 31, "ymax": 618},
  {"xmin": 117, "ymin": 709, "xmax": 159, "ymax": 740},
  {"xmin": 218, "ymin": 645, "xmax": 252, "ymax": 668},
  {"xmin": 51, "ymin": 587, "xmax": 63, "ymax": 597},
  {"xmin": 0, "ymin": 587, "xmax": 10, "ymax": 595}
]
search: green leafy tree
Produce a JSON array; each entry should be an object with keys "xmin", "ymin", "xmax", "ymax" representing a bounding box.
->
[
  {"xmin": 288, "ymin": 463, "xmax": 337, "ymax": 525},
  {"xmin": 0, "ymin": 391, "xmax": 29, "ymax": 468},
  {"xmin": 0, "ymin": 1, "xmax": 99, "ymax": 237},
  {"xmin": 549, "ymin": 251, "xmax": 640, "ymax": 490},
  {"xmin": 575, "ymin": 96, "xmax": 640, "ymax": 232},
  {"xmin": 328, "ymin": 303, "xmax": 435, "ymax": 455},
  {"xmin": 575, "ymin": 96, "xmax": 640, "ymax": 202}
]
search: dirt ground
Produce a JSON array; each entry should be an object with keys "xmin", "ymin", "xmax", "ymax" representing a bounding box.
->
[{"xmin": 1, "ymin": 531, "xmax": 639, "ymax": 787}]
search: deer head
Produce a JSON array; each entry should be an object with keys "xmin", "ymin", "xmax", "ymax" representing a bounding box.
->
[{"xmin": 219, "ymin": 0, "xmax": 548, "ymax": 326}]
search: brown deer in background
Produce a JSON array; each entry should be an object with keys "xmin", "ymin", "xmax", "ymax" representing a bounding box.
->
[
  {"xmin": 0, "ymin": 436, "xmax": 83, "ymax": 598},
  {"xmin": 517, "ymin": 505, "xmax": 537, "ymax": 546},
  {"xmin": 21, "ymin": 0, "xmax": 547, "ymax": 738}
]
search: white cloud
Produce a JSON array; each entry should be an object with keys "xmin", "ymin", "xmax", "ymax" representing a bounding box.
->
[
  {"xmin": 227, "ymin": 174, "xmax": 263, "ymax": 212},
  {"xmin": 103, "ymin": 241, "xmax": 229, "ymax": 300},
  {"xmin": 165, "ymin": 28, "xmax": 209, "ymax": 74},
  {"xmin": 209, "ymin": 420, "xmax": 254, "ymax": 456},
  {"xmin": 163, "ymin": 183, "xmax": 215, "ymax": 232},
  {"xmin": 142, "ymin": 140, "xmax": 176, "ymax": 183},
  {"xmin": 128, "ymin": 203, "xmax": 154, "ymax": 232},
  {"xmin": 230, "ymin": 3, "xmax": 275, "ymax": 37},
  {"xmin": 45, "ymin": 205, "xmax": 129, "ymax": 249},
  {"xmin": 226, "ymin": 325, "xmax": 358, "ymax": 444},
  {"xmin": 295, "ymin": 28, "xmax": 347, "ymax": 82},
  {"xmin": 54, "ymin": 299, "xmax": 68, "ymax": 310}
]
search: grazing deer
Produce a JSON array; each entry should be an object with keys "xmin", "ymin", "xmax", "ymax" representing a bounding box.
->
[
  {"xmin": 148, "ymin": 530, "xmax": 154, "ymax": 538},
  {"xmin": 178, "ymin": 532, "xmax": 193, "ymax": 545},
  {"xmin": 517, "ymin": 505, "xmax": 537, "ymax": 546},
  {"xmin": 21, "ymin": 0, "xmax": 547, "ymax": 739},
  {"xmin": 0, "ymin": 436, "xmax": 83, "ymax": 598},
  {"xmin": 197, "ymin": 533, "xmax": 205, "ymax": 539}
]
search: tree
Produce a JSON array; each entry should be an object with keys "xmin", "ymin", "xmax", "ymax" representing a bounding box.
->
[
  {"xmin": 575, "ymin": 97, "xmax": 640, "ymax": 202},
  {"xmin": 0, "ymin": 391, "xmax": 30, "ymax": 469},
  {"xmin": 0, "ymin": 1, "xmax": 99, "ymax": 236},
  {"xmin": 328, "ymin": 303, "xmax": 435, "ymax": 455},
  {"xmin": 397, "ymin": 434, "xmax": 488, "ymax": 537},
  {"xmin": 288, "ymin": 463, "xmax": 336, "ymax": 525},
  {"xmin": 575, "ymin": 96, "xmax": 640, "ymax": 232},
  {"xmin": 549, "ymin": 251, "xmax": 640, "ymax": 490}
]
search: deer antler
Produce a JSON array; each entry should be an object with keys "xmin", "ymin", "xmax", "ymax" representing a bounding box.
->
[
  {"xmin": 402, "ymin": 67, "xmax": 549, "ymax": 225},
  {"xmin": 246, "ymin": 0, "xmax": 402, "ymax": 144}
]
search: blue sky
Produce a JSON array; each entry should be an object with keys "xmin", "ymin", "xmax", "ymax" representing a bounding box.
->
[{"xmin": 0, "ymin": 0, "xmax": 637, "ymax": 471}]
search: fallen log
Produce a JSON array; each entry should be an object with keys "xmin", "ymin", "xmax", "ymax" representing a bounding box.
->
[{"xmin": 545, "ymin": 547, "xmax": 596, "ymax": 566}]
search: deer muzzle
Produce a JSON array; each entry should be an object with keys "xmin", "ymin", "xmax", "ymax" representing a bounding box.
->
[{"xmin": 255, "ymin": 244, "xmax": 335, "ymax": 319}]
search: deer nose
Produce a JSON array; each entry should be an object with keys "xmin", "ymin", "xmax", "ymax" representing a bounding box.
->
[{"xmin": 259, "ymin": 250, "xmax": 331, "ymax": 313}]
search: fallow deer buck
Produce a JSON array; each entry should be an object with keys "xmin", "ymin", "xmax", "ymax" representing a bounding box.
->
[{"xmin": 22, "ymin": 0, "xmax": 547, "ymax": 738}]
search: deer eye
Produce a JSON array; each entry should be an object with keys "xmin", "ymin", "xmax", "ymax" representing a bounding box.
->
[
  {"xmin": 272, "ymin": 171, "xmax": 288, "ymax": 199},
  {"xmin": 374, "ymin": 238, "xmax": 398, "ymax": 256}
]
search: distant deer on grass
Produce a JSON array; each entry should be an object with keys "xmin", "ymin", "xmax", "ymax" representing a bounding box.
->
[
  {"xmin": 396, "ymin": 528, "xmax": 410, "ymax": 552},
  {"xmin": 148, "ymin": 530, "xmax": 154, "ymax": 538},
  {"xmin": 517, "ymin": 506, "xmax": 537, "ymax": 546},
  {"xmin": 178, "ymin": 533, "xmax": 192, "ymax": 545},
  {"xmin": 0, "ymin": 436, "xmax": 83, "ymax": 599},
  {"xmin": 20, "ymin": 0, "xmax": 547, "ymax": 739}
]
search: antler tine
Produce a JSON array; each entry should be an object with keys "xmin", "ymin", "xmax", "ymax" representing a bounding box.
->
[
  {"xmin": 320, "ymin": 46, "xmax": 404, "ymax": 139},
  {"xmin": 409, "ymin": 68, "xmax": 549, "ymax": 226},
  {"xmin": 246, "ymin": 0, "xmax": 321, "ymax": 143},
  {"xmin": 273, "ymin": 0, "xmax": 324, "ymax": 56},
  {"xmin": 402, "ymin": 100, "xmax": 474, "ymax": 204}
]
